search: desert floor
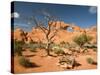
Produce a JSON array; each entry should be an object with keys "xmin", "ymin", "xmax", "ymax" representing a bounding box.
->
[{"xmin": 13, "ymin": 48, "xmax": 97, "ymax": 74}]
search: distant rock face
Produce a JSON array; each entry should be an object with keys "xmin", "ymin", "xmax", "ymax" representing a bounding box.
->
[
  {"xmin": 26, "ymin": 27, "xmax": 46, "ymax": 44},
  {"xmin": 13, "ymin": 22, "xmax": 97, "ymax": 44},
  {"xmin": 70, "ymin": 25, "xmax": 86, "ymax": 34},
  {"xmin": 86, "ymin": 26, "xmax": 97, "ymax": 44},
  {"xmin": 48, "ymin": 21, "xmax": 87, "ymax": 34},
  {"xmin": 13, "ymin": 28, "xmax": 27, "ymax": 42},
  {"xmin": 48, "ymin": 21, "xmax": 70, "ymax": 30},
  {"xmin": 85, "ymin": 26, "xmax": 97, "ymax": 33},
  {"xmin": 25, "ymin": 21, "xmax": 72, "ymax": 44},
  {"xmin": 90, "ymin": 26, "xmax": 97, "ymax": 32}
]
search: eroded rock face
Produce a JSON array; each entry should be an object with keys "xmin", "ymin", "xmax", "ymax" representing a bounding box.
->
[
  {"xmin": 91, "ymin": 26, "xmax": 97, "ymax": 32},
  {"xmin": 48, "ymin": 21, "xmax": 70, "ymax": 30},
  {"xmin": 13, "ymin": 28, "xmax": 27, "ymax": 42},
  {"xmin": 13, "ymin": 21, "xmax": 97, "ymax": 44},
  {"xmin": 25, "ymin": 21, "xmax": 72, "ymax": 44},
  {"xmin": 70, "ymin": 25, "xmax": 86, "ymax": 34},
  {"xmin": 86, "ymin": 26, "xmax": 97, "ymax": 44},
  {"xmin": 26, "ymin": 27, "xmax": 46, "ymax": 44}
]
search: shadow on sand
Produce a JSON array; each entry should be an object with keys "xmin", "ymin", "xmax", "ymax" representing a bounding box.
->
[{"xmin": 24, "ymin": 54, "xmax": 36, "ymax": 57}]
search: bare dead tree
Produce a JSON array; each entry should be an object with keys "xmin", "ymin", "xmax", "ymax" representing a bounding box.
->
[{"xmin": 28, "ymin": 10, "xmax": 59, "ymax": 56}]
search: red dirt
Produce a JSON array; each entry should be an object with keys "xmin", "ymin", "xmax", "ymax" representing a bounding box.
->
[
  {"xmin": 13, "ymin": 48, "xmax": 97, "ymax": 73},
  {"xmin": 12, "ymin": 24, "xmax": 97, "ymax": 73}
]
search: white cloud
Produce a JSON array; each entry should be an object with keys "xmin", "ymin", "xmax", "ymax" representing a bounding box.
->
[
  {"xmin": 89, "ymin": 6, "xmax": 97, "ymax": 14},
  {"xmin": 11, "ymin": 12, "xmax": 20, "ymax": 18}
]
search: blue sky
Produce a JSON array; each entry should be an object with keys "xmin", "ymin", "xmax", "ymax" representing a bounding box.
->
[{"xmin": 11, "ymin": 1, "xmax": 97, "ymax": 31}]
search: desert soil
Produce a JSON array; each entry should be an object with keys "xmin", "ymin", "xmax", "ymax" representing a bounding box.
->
[{"xmin": 13, "ymin": 48, "xmax": 97, "ymax": 74}]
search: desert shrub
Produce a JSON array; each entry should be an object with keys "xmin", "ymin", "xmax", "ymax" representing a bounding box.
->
[
  {"xmin": 93, "ymin": 48, "xmax": 97, "ymax": 52},
  {"xmin": 29, "ymin": 41, "xmax": 38, "ymax": 44},
  {"xmin": 60, "ymin": 41, "xmax": 70, "ymax": 48},
  {"xmin": 24, "ymin": 43, "xmax": 48, "ymax": 52},
  {"xmin": 54, "ymin": 48, "xmax": 64, "ymax": 55},
  {"xmin": 26, "ymin": 44, "xmax": 39, "ymax": 52},
  {"xmin": 86, "ymin": 35, "xmax": 93, "ymax": 43},
  {"xmin": 86, "ymin": 58, "xmax": 94, "ymax": 64},
  {"xmin": 49, "ymin": 43, "xmax": 59, "ymax": 50},
  {"xmin": 19, "ymin": 56, "xmax": 33, "ymax": 67},
  {"xmin": 69, "ymin": 43, "xmax": 78, "ymax": 48},
  {"xmin": 50, "ymin": 43, "xmax": 59, "ymax": 48},
  {"xmin": 27, "ymin": 43, "xmax": 47, "ymax": 50},
  {"xmin": 60, "ymin": 41, "xmax": 66, "ymax": 47},
  {"xmin": 73, "ymin": 34, "xmax": 93, "ymax": 48},
  {"xmin": 14, "ymin": 40, "xmax": 25, "ymax": 56},
  {"xmin": 60, "ymin": 41, "xmax": 66, "ymax": 45},
  {"xmin": 52, "ymin": 46, "xmax": 65, "ymax": 55},
  {"xmin": 39, "ymin": 43, "xmax": 47, "ymax": 49}
]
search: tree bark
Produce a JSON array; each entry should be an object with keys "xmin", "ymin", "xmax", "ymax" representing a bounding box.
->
[{"xmin": 46, "ymin": 39, "xmax": 51, "ymax": 56}]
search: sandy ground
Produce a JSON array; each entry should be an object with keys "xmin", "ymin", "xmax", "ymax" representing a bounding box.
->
[
  {"xmin": 13, "ymin": 48, "xmax": 97, "ymax": 74},
  {"xmin": 12, "ymin": 22, "xmax": 97, "ymax": 74}
]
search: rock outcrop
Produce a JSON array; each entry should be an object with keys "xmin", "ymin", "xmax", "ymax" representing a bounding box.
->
[
  {"xmin": 26, "ymin": 27, "xmax": 46, "ymax": 43},
  {"xmin": 13, "ymin": 21, "xmax": 97, "ymax": 44},
  {"xmin": 48, "ymin": 21, "xmax": 70, "ymax": 30},
  {"xmin": 13, "ymin": 28, "xmax": 27, "ymax": 42}
]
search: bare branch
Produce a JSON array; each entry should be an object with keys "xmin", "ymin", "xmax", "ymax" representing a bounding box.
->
[
  {"xmin": 31, "ymin": 16, "xmax": 39, "ymax": 27},
  {"xmin": 37, "ymin": 25, "xmax": 47, "ymax": 34},
  {"xmin": 49, "ymin": 29, "xmax": 58, "ymax": 40}
]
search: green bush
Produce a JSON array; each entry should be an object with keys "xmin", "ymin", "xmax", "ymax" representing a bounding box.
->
[
  {"xmin": 73, "ymin": 34, "xmax": 93, "ymax": 48},
  {"xmin": 27, "ymin": 43, "xmax": 47, "ymax": 51},
  {"xmin": 19, "ymin": 56, "xmax": 33, "ymax": 67},
  {"xmin": 26, "ymin": 44, "xmax": 39, "ymax": 52},
  {"xmin": 86, "ymin": 58, "xmax": 94, "ymax": 64},
  {"xmin": 52, "ymin": 46, "xmax": 65, "ymax": 55},
  {"xmin": 93, "ymin": 48, "xmax": 97, "ymax": 52},
  {"xmin": 60, "ymin": 41, "xmax": 70, "ymax": 48},
  {"xmin": 49, "ymin": 43, "xmax": 58, "ymax": 50},
  {"xmin": 14, "ymin": 40, "xmax": 25, "ymax": 56},
  {"xmin": 54, "ymin": 49, "xmax": 64, "ymax": 55},
  {"xmin": 60, "ymin": 41, "xmax": 66, "ymax": 47},
  {"xmin": 60, "ymin": 41, "xmax": 66, "ymax": 45},
  {"xmin": 50, "ymin": 43, "xmax": 59, "ymax": 48},
  {"xmin": 40, "ymin": 43, "xmax": 47, "ymax": 49}
]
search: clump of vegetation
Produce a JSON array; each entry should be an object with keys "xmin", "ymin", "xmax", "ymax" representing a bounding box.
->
[
  {"xmin": 60, "ymin": 41, "xmax": 73, "ymax": 48},
  {"xmin": 93, "ymin": 48, "xmax": 97, "ymax": 52},
  {"xmin": 19, "ymin": 56, "xmax": 33, "ymax": 67},
  {"xmin": 27, "ymin": 44, "xmax": 38, "ymax": 52},
  {"xmin": 26, "ymin": 43, "xmax": 47, "ymax": 52},
  {"xmin": 86, "ymin": 57, "xmax": 97, "ymax": 65},
  {"xmin": 73, "ymin": 34, "xmax": 93, "ymax": 48},
  {"xmin": 52, "ymin": 45, "xmax": 65, "ymax": 55},
  {"xmin": 60, "ymin": 41, "xmax": 66, "ymax": 47},
  {"xmin": 54, "ymin": 48, "xmax": 65, "ymax": 55},
  {"xmin": 14, "ymin": 40, "xmax": 25, "ymax": 56},
  {"xmin": 40, "ymin": 43, "xmax": 47, "ymax": 49}
]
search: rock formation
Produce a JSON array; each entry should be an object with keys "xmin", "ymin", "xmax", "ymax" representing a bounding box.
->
[
  {"xmin": 70, "ymin": 25, "xmax": 86, "ymax": 34},
  {"xmin": 48, "ymin": 21, "xmax": 70, "ymax": 30},
  {"xmin": 13, "ymin": 28, "xmax": 27, "ymax": 42},
  {"xmin": 26, "ymin": 27, "xmax": 46, "ymax": 44},
  {"xmin": 13, "ymin": 21, "xmax": 96, "ymax": 44}
]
